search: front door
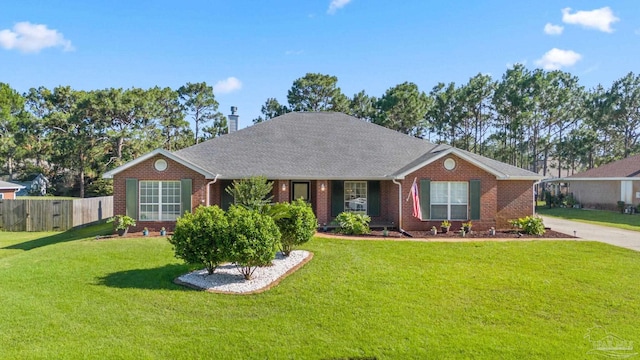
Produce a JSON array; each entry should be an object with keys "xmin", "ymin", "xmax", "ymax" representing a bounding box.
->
[{"xmin": 291, "ymin": 182, "xmax": 310, "ymax": 202}]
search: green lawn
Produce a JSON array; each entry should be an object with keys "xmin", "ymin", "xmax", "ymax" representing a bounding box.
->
[
  {"xmin": 537, "ymin": 206, "xmax": 640, "ymax": 232},
  {"xmin": 1, "ymin": 227, "xmax": 639, "ymax": 359}
]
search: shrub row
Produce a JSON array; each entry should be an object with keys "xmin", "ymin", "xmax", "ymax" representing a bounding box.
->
[{"xmin": 168, "ymin": 199, "xmax": 317, "ymax": 279}]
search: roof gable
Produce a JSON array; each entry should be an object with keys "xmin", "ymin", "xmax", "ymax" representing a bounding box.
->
[{"xmin": 102, "ymin": 149, "xmax": 217, "ymax": 179}]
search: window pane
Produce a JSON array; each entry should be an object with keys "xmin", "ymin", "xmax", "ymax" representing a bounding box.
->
[
  {"xmin": 431, "ymin": 182, "xmax": 448, "ymax": 204},
  {"xmin": 292, "ymin": 183, "xmax": 309, "ymax": 201},
  {"xmin": 451, "ymin": 182, "xmax": 468, "ymax": 204},
  {"xmin": 344, "ymin": 181, "xmax": 367, "ymax": 214},
  {"xmin": 431, "ymin": 205, "xmax": 448, "ymax": 220},
  {"xmin": 451, "ymin": 205, "xmax": 468, "ymax": 220}
]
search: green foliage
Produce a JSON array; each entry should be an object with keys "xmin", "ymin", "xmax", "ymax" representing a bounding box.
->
[
  {"xmin": 168, "ymin": 205, "xmax": 229, "ymax": 274},
  {"xmin": 287, "ymin": 73, "xmax": 349, "ymax": 112},
  {"xmin": 440, "ymin": 220, "xmax": 451, "ymax": 228},
  {"xmin": 86, "ymin": 178, "xmax": 113, "ymax": 196},
  {"xmin": 333, "ymin": 212, "xmax": 371, "ymax": 235},
  {"xmin": 509, "ymin": 216, "xmax": 545, "ymax": 235},
  {"xmin": 274, "ymin": 199, "xmax": 317, "ymax": 256},
  {"xmin": 226, "ymin": 205, "xmax": 281, "ymax": 279},
  {"xmin": 178, "ymin": 82, "xmax": 223, "ymax": 144},
  {"xmin": 373, "ymin": 81, "xmax": 431, "ymax": 137},
  {"xmin": 107, "ymin": 215, "xmax": 136, "ymax": 230},
  {"xmin": 617, "ymin": 201, "xmax": 626, "ymax": 213},
  {"xmin": 225, "ymin": 176, "xmax": 274, "ymax": 211}
]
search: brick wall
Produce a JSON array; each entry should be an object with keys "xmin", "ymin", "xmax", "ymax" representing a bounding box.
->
[
  {"xmin": 0, "ymin": 189, "xmax": 17, "ymax": 199},
  {"xmin": 399, "ymin": 154, "xmax": 499, "ymax": 231},
  {"xmin": 495, "ymin": 180, "xmax": 535, "ymax": 228},
  {"xmin": 113, "ymin": 155, "xmax": 208, "ymax": 232}
]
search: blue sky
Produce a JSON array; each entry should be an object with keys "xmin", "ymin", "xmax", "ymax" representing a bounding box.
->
[{"xmin": 1, "ymin": 1, "xmax": 638, "ymax": 130}]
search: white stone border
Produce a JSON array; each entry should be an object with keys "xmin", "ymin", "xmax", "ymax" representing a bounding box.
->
[{"xmin": 174, "ymin": 250, "xmax": 313, "ymax": 294}]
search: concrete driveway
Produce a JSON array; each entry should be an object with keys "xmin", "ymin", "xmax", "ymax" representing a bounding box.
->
[{"xmin": 540, "ymin": 215, "xmax": 640, "ymax": 252}]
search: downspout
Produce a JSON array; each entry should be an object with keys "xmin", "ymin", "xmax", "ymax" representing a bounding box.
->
[
  {"xmin": 392, "ymin": 179, "xmax": 402, "ymax": 230},
  {"xmin": 205, "ymin": 174, "xmax": 220, "ymax": 207}
]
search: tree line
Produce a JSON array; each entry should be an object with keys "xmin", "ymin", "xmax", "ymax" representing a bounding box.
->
[
  {"xmin": 1, "ymin": 66, "xmax": 639, "ymax": 197},
  {"xmin": 0, "ymin": 82, "xmax": 226, "ymax": 197},
  {"xmin": 255, "ymin": 67, "xmax": 640, "ymax": 178}
]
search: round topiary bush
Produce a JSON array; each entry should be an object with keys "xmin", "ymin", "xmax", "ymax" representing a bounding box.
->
[
  {"xmin": 275, "ymin": 199, "xmax": 317, "ymax": 256},
  {"xmin": 168, "ymin": 205, "xmax": 229, "ymax": 274},
  {"xmin": 226, "ymin": 205, "xmax": 281, "ymax": 280}
]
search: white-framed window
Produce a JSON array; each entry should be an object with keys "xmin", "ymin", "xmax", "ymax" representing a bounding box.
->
[
  {"xmin": 0, "ymin": 193, "xmax": 4, "ymax": 199},
  {"xmin": 139, "ymin": 181, "xmax": 181, "ymax": 221},
  {"xmin": 344, "ymin": 181, "xmax": 367, "ymax": 214},
  {"xmin": 430, "ymin": 181, "xmax": 468, "ymax": 220}
]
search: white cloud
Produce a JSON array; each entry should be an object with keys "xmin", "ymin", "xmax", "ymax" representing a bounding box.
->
[
  {"xmin": 327, "ymin": 0, "xmax": 352, "ymax": 14},
  {"xmin": 0, "ymin": 22, "xmax": 73, "ymax": 53},
  {"xmin": 535, "ymin": 48, "xmax": 582, "ymax": 70},
  {"xmin": 561, "ymin": 7, "xmax": 619, "ymax": 33},
  {"xmin": 544, "ymin": 23, "xmax": 564, "ymax": 35},
  {"xmin": 213, "ymin": 77, "xmax": 242, "ymax": 94}
]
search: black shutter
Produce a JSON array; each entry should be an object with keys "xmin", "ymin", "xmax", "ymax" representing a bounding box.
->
[
  {"xmin": 331, "ymin": 180, "xmax": 344, "ymax": 217},
  {"xmin": 419, "ymin": 179, "xmax": 430, "ymax": 220},
  {"xmin": 367, "ymin": 181, "xmax": 381, "ymax": 216},
  {"xmin": 125, "ymin": 178, "xmax": 138, "ymax": 219},
  {"xmin": 470, "ymin": 180, "xmax": 481, "ymax": 220}
]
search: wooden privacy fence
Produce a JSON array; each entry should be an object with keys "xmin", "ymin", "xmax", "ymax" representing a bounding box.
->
[{"xmin": 0, "ymin": 196, "xmax": 113, "ymax": 232}]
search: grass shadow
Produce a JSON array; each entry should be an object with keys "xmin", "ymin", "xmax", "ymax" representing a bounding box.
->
[
  {"xmin": 96, "ymin": 263, "xmax": 193, "ymax": 291},
  {"xmin": 2, "ymin": 223, "xmax": 113, "ymax": 251}
]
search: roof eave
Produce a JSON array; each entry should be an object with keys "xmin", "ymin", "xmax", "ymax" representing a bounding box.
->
[
  {"xmin": 550, "ymin": 177, "xmax": 640, "ymax": 181},
  {"xmin": 394, "ymin": 148, "xmax": 509, "ymax": 179},
  {"xmin": 102, "ymin": 149, "xmax": 217, "ymax": 179}
]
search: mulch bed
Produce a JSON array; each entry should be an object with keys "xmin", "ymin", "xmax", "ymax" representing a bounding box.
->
[{"xmin": 344, "ymin": 228, "xmax": 576, "ymax": 239}]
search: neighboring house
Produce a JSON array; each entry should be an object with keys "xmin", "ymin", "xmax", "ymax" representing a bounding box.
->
[
  {"xmin": 0, "ymin": 180, "xmax": 25, "ymax": 200},
  {"xmin": 15, "ymin": 173, "xmax": 49, "ymax": 196},
  {"xmin": 553, "ymin": 154, "xmax": 640, "ymax": 211},
  {"xmin": 103, "ymin": 112, "xmax": 542, "ymax": 232}
]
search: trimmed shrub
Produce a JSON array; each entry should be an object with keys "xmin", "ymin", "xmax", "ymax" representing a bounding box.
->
[
  {"xmin": 168, "ymin": 205, "xmax": 229, "ymax": 274},
  {"xmin": 275, "ymin": 199, "xmax": 317, "ymax": 256},
  {"xmin": 226, "ymin": 205, "xmax": 281, "ymax": 280},
  {"xmin": 509, "ymin": 216, "xmax": 545, "ymax": 236},
  {"xmin": 334, "ymin": 211, "xmax": 371, "ymax": 235}
]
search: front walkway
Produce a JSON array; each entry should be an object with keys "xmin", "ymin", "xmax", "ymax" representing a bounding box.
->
[{"xmin": 539, "ymin": 216, "xmax": 640, "ymax": 252}]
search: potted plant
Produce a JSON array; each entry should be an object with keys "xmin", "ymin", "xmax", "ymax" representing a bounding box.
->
[
  {"xmin": 430, "ymin": 226, "xmax": 438, "ymax": 236},
  {"xmin": 142, "ymin": 227, "xmax": 149, "ymax": 236},
  {"xmin": 382, "ymin": 226, "xmax": 389, "ymax": 237},
  {"xmin": 160, "ymin": 227, "xmax": 167, "ymax": 236},
  {"xmin": 108, "ymin": 215, "xmax": 136, "ymax": 237},
  {"xmin": 440, "ymin": 220, "xmax": 451, "ymax": 234},
  {"xmin": 462, "ymin": 221, "xmax": 472, "ymax": 233}
]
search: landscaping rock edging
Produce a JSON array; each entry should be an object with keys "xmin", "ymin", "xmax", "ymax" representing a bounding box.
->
[{"xmin": 174, "ymin": 250, "xmax": 313, "ymax": 294}]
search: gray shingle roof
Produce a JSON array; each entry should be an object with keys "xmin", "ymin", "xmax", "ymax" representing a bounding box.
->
[
  {"xmin": 174, "ymin": 112, "xmax": 541, "ymax": 180},
  {"xmin": 566, "ymin": 154, "xmax": 640, "ymax": 178}
]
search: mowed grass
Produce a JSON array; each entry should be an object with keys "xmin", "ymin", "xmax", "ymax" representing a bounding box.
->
[
  {"xmin": 537, "ymin": 206, "xmax": 640, "ymax": 232},
  {"xmin": 1, "ymin": 227, "xmax": 639, "ymax": 359}
]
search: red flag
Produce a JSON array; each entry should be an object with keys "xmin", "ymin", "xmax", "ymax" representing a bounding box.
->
[{"xmin": 410, "ymin": 179, "xmax": 422, "ymax": 219}]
